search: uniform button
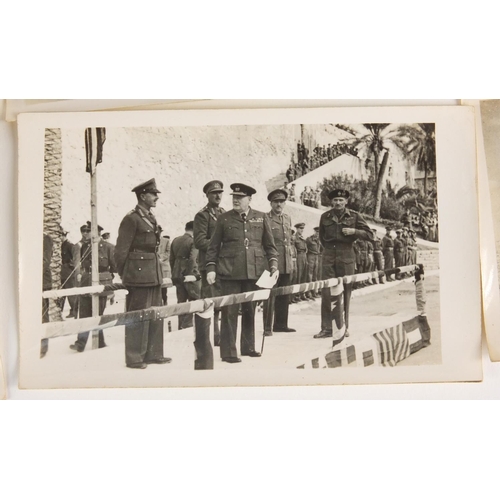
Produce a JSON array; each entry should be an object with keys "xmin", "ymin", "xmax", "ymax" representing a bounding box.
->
[
  {"xmin": 245, "ymin": 230, "xmax": 247, "ymax": 233},
  {"xmin": 138, "ymin": 268, "xmax": 142, "ymax": 271},
  {"xmin": 141, "ymin": 256, "xmax": 144, "ymax": 259}
]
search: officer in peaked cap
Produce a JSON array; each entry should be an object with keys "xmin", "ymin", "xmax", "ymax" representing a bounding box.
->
[
  {"xmin": 263, "ymin": 188, "xmax": 295, "ymax": 336},
  {"xmin": 86, "ymin": 221, "xmax": 104, "ymax": 233},
  {"xmin": 203, "ymin": 180, "xmax": 224, "ymax": 195},
  {"xmin": 206, "ymin": 182, "xmax": 278, "ymax": 363},
  {"xmin": 229, "ymin": 183, "xmax": 257, "ymax": 197},
  {"xmin": 70, "ymin": 221, "xmax": 116, "ymax": 353},
  {"xmin": 194, "ymin": 180, "xmax": 226, "ymax": 363},
  {"xmin": 131, "ymin": 178, "xmax": 161, "ymax": 195},
  {"xmin": 316, "ymin": 186, "xmax": 371, "ymax": 343},
  {"xmin": 114, "ymin": 178, "xmax": 170, "ymax": 369}
]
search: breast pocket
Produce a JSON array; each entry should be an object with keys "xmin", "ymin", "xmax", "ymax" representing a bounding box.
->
[
  {"xmin": 224, "ymin": 225, "xmax": 240, "ymax": 242},
  {"xmin": 322, "ymin": 219, "xmax": 336, "ymax": 239}
]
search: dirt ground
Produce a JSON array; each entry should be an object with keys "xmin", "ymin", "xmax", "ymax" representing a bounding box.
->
[{"xmin": 49, "ymin": 273, "xmax": 441, "ymax": 374}]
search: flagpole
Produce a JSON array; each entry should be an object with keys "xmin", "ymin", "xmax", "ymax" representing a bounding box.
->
[{"xmin": 90, "ymin": 158, "xmax": 100, "ymax": 350}]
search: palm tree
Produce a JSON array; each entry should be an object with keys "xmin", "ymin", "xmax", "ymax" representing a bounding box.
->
[
  {"xmin": 391, "ymin": 123, "xmax": 436, "ymax": 195},
  {"xmin": 335, "ymin": 123, "xmax": 395, "ymax": 218},
  {"xmin": 44, "ymin": 128, "xmax": 63, "ymax": 322}
]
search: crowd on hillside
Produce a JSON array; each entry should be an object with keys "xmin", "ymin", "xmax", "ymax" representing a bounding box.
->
[
  {"xmin": 286, "ymin": 141, "xmax": 359, "ymax": 183},
  {"xmin": 401, "ymin": 209, "xmax": 439, "ymax": 242}
]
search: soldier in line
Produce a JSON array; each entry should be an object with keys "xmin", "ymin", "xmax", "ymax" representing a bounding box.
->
[
  {"xmin": 60, "ymin": 229, "xmax": 78, "ymax": 319},
  {"xmin": 206, "ymin": 183, "xmax": 278, "ymax": 363},
  {"xmin": 70, "ymin": 222, "xmax": 116, "ymax": 352},
  {"xmin": 263, "ymin": 189, "xmax": 296, "ymax": 336},
  {"xmin": 382, "ymin": 226, "xmax": 395, "ymax": 281},
  {"xmin": 290, "ymin": 229, "xmax": 299, "ymax": 303},
  {"xmin": 394, "ymin": 228, "xmax": 405, "ymax": 280},
  {"xmin": 41, "ymin": 233, "xmax": 53, "ymax": 358},
  {"xmin": 115, "ymin": 178, "xmax": 171, "ymax": 369},
  {"xmin": 408, "ymin": 229, "xmax": 418, "ymax": 267},
  {"xmin": 170, "ymin": 221, "xmax": 201, "ymax": 331},
  {"xmin": 371, "ymin": 229, "xmax": 384, "ymax": 272},
  {"xmin": 158, "ymin": 234, "xmax": 171, "ymax": 305},
  {"xmin": 294, "ymin": 223, "xmax": 310, "ymax": 301},
  {"xmin": 289, "ymin": 184, "xmax": 296, "ymax": 203},
  {"xmin": 306, "ymin": 227, "xmax": 321, "ymax": 299},
  {"xmin": 315, "ymin": 189, "xmax": 372, "ymax": 343},
  {"xmin": 193, "ymin": 180, "xmax": 226, "ymax": 347}
]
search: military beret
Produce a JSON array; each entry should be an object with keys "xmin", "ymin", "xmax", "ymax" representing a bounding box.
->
[
  {"xmin": 328, "ymin": 188, "xmax": 350, "ymax": 200},
  {"xmin": 203, "ymin": 180, "xmax": 224, "ymax": 194},
  {"xmin": 80, "ymin": 224, "xmax": 90, "ymax": 232},
  {"xmin": 395, "ymin": 229, "xmax": 402, "ymax": 233},
  {"xmin": 313, "ymin": 226, "xmax": 319, "ymax": 231},
  {"xmin": 132, "ymin": 178, "xmax": 161, "ymax": 194},
  {"xmin": 268, "ymin": 188, "xmax": 288, "ymax": 202},
  {"xmin": 185, "ymin": 221, "xmax": 194, "ymax": 231},
  {"xmin": 230, "ymin": 183, "xmax": 256, "ymax": 197},
  {"xmin": 385, "ymin": 226, "xmax": 392, "ymax": 231},
  {"xmin": 295, "ymin": 223, "xmax": 305, "ymax": 229},
  {"xmin": 102, "ymin": 232, "xmax": 110, "ymax": 238}
]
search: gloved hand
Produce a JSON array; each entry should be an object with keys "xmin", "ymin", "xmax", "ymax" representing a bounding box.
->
[{"xmin": 207, "ymin": 271, "xmax": 216, "ymax": 285}]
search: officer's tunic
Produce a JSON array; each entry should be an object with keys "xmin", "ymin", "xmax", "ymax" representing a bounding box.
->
[
  {"xmin": 294, "ymin": 235, "xmax": 308, "ymax": 284},
  {"xmin": 319, "ymin": 207, "xmax": 371, "ymax": 332},
  {"xmin": 169, "ymin": 232, "xmax": 201, "ymax": 330},
  {"xmin": 75, "ymin": 238, "xmax": 116, "ymax": 349},
  {"xmin": 193, "ymin": 204, "xmax": 225, "ymax": 297},
  {"xmin": 61, "ymin": 239, "xmax": 78, "ymax": 317},
  {"xmin": 263, "ymin": 211, "xmax": 293, "ymax": 332},
  {"xmin": 372, "ymin": 235, "xmax": 384, "ymax": 271},
  {"xmin": 306, "ymin": 234, "xmax": 321, "ymax": 283},
  {"xmin": 206, "ymin": 208, "xmax": 278, "ymax": 358},
  {"xmin": 394, "ymin": 236, "xmax": 405, "ymax": 268},
  {"xmin": 382, "ymin": 234, "xmax": 394, "ymax": 270},
  {"xmin": 115, "ymin": 205, "xmax": 165, "ymax": 366}
]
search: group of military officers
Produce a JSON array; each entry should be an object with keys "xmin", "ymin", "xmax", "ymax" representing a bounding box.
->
[
  {"xmin": 61, "ymin": 177, "xmax": 417, "ymax": 370},
  {"xmin": 105, "ymin": 178, "xmax": 382, "ymax": 369}
]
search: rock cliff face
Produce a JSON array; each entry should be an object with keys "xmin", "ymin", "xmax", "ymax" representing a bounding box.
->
[
  {"xmin": 60, "ymin": 124, "xmax": 301, "ymax": 243},
  {"xmin": 58, "ymin": 122, "xmax": 414, "ymax": 245}
]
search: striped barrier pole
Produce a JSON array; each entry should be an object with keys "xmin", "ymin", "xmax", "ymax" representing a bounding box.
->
[
  {"xmin": 41, "ymin": 265, "xmax": 422, "ymax": 341},
  {"xmin": 42, "ymin": 278, "xmax": 174, "ymax": 300},
  {"xmin": 42, "ymin": 288, "xmax": 271, "ymax": 340}
]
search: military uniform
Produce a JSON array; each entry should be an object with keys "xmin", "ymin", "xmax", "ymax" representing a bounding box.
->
[
  {"xmin": 306, "ymin": 231, "xmax": 321, "ymax": 293},
  {"xmin": 194, "ymin": 203, "xmax": 225, "ymax": 297},
  {"xmin": 115, "ymin": 179, "xmax": 167, "ymax": 368},
  {"xmin": 394, "ymin": 231, "xmax": 405, "ymax": 278},
  {"xmin": 371, "ymin": 234, "xmax": 384, "ymax": 271},
  {"xmin": 294, "ymin": 227, "xmax": 309, "ymax": 300},
  {"xmin": 206, "ymin": 202, "xmax": 278, "ymax": 359},
  {"xmin": 170, "ymin": 229, "xmax": 200, "ymax": 330},
  {"xmin": 41, "ymin": 233, "xmax": 53, "ymax": 357},
  {"xmin": 72, "ymin": 234, "xmax": 116, "ymax": 351},
  {"xmin": 158, "ymin": 235, "xmax": 171, "ymax": 305},
  {"xmin": 319, "ymin": 200, "xmax": 371, "ymax": 334},
  {"xmin": 263, "ymin": 205, "xmax": 294, "ymax": 333},
  {"xmin": 60, "ymin": 237, "xmax": 78, "ymax": 318},
  {"xmin": 382, "ymin": 232, "xmax": 395, "ymax": 270}
]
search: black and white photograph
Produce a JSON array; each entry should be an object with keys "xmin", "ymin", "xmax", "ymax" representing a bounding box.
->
[{"xmin": 18, "ymin": 106, "xmax": 481, "ymax": 389}]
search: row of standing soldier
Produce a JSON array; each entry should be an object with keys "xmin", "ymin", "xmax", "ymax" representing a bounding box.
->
[{"xmin": 53, "ymin": 178, "xmax": 418, "ymax": 369}]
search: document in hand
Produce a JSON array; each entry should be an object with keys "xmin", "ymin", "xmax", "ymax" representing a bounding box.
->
[{"xmin": 256, "ymin": 270, "xmax": 279, "ymax": 289}]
